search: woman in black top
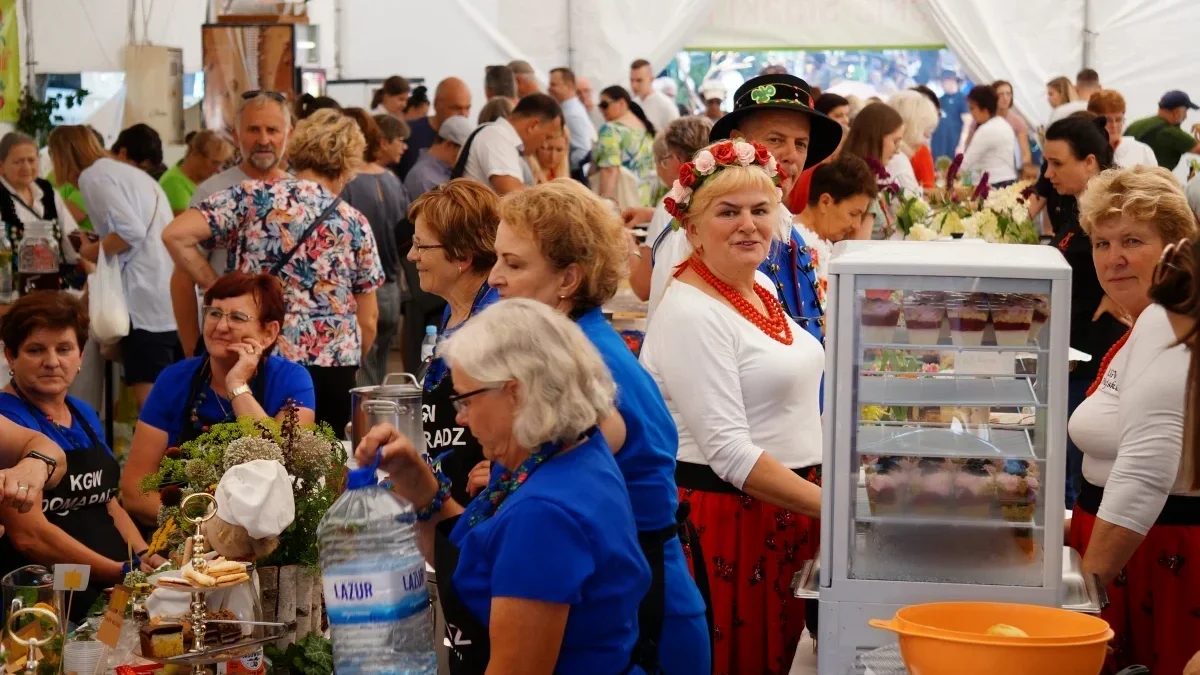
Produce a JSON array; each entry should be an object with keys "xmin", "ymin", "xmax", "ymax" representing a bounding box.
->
[{"xmin": 1042, "ymin": 114, "xmax": 1128, "ymax": 508}]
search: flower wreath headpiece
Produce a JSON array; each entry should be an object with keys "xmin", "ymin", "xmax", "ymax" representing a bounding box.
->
[{"xmin": 663, "ymin": 138, "xmax": 783, "ymax": 222}]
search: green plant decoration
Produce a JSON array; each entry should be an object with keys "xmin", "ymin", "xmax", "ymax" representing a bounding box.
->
[{"xmin": 15, "ymin": 88, "xmax": 89, "ymax": 147}]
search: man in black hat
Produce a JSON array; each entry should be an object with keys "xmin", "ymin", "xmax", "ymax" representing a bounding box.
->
[
  {"xmin": 1125, "ymin": 90, "xmax": 1200, "ymax": 170},
  {"xmin": 713, "ymin": 73, "xmax": 843, "ymax": 343}
]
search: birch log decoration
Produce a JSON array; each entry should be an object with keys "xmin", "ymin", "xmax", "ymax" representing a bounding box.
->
[
  {"xmin": 312, "ymin": 575, "xmax": 325, "ymax": 636},
  {"xmin": 259, "ymin": 565, "xmax": 279, "ymax": 623},
  {"xmin": 277, "ymin": 564, "xmax": 299, "ymax": 646},
  {"xmin": 295, "ymin": 568, "xmax": 315, "ymax": 637}
]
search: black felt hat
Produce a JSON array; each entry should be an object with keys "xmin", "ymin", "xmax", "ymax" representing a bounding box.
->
[{"xmin": 710, "ymin": 73, "xmax": 842, "ymax": 169}]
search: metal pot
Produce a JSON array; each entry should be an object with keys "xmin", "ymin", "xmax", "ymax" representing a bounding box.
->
[{"xmin": 348, "ymin": 373, "xmax": 425, "ymax": 454}]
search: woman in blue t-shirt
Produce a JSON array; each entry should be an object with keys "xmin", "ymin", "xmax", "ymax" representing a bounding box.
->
[
  {"xmin": 488, "ymin": 180, "xmax": 710, "ymax": 674},
  {"xmin": 355, "ymin": 299, "xmax": 650, "ymax": 675},
  {"xmin": 0, "ymin": 291, "xmax": 162, "ymax": 622},
  {"xmin": 121, "ymin": 272, "xmax": 315, "ymax": 530}
]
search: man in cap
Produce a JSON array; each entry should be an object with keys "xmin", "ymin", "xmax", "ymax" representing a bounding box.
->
[
  {"xmin": 700, "ymin": 81, "xmax": 726, "ymax": 122},
  {"xmin": 1125, "ymin": 90, "xmax": 1200, "ymax": 170},
  {"xmin": 648, "ymin": 73, "xmax": 843, "ymax": 345},
  {"xmin": 404, "ymin": 115, "xmax": 474, "ymax": 200}
]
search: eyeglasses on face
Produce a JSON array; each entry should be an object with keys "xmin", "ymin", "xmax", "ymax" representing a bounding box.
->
[
  {"xmin": 447, "ymin": 385, "xmax": 503, "ymax": 413},
  {"xmin": 598, "ymin": 100, "xmax": 611, "ymax": 110},
  {"xmin": 241, "ymin": 90, "xmax": 287, "ymax": 103},
  {"xmin": 411, "ymin": 241, "xmax": 446, "ymax": 256},
  {"xmin": 203, "ymin": 306, "xmax": 256, "ymax": 326}
]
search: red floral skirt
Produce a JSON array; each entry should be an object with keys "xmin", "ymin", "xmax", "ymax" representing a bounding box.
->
[
  {"xmin": 678, "ymin": 482, "xmax": 819, "ymax": 675},
  {"xmin": 1069, "ymin": 506, "xmax": 1200, "ymax": 675}
]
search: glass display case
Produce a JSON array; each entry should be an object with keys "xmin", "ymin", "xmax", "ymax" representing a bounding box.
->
[{"xmin": 810, "ymin": 241, "xmax": 1088, "ymax": 674}]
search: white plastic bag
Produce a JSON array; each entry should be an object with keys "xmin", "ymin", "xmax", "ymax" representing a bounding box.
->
[{"xmin": 88, "ymin": 247, "xmax": 130, "ymax": 344}]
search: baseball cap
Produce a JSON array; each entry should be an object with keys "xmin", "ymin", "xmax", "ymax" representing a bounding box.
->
[
  {"xmin": 1159, "ymin": 90, "xmax": 1199, "ymax": 110},
  {"xmin": 437, "ymin": 116, "xmax": 474, "ymax": 146},
  {"xmin": 700, "ymin": 81, "xmax": 726, "ymax": 102}
]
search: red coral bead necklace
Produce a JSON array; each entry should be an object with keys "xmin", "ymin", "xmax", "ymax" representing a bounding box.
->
[{"xmin": 685, "ymin": 255, "xmax": 794, "ymax": 345}]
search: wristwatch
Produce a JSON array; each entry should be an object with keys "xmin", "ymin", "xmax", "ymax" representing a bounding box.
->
[
  {"xmin": 22, "ymin": 451, "xmax": 57, "ymax": 480},
  {"xmin": 229, "ymin": 384, "xmax": 252, "ymax": 400}
]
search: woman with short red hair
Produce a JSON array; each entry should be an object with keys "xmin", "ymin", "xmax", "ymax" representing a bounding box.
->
[{"xmin": 121, "ymin": 272, "xmax": 316, "ymax": 529}]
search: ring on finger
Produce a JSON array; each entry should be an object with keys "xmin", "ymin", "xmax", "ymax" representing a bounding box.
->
[{"xmin": 17, "ymin": 484, "xmax": 28, "ymax": 493}]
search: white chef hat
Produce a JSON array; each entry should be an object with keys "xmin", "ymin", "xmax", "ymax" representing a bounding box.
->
[{"xmin": 214, "ymin": 460, "xmax": 295, "ymax": 539}]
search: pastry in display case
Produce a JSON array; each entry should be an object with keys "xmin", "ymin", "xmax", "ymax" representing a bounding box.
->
[{"xmin": 809, "ymin": 241, "xmax": 1084, "ymax": 675}]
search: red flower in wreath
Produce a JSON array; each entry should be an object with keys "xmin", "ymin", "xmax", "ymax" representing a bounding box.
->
[
  {"xmin": 753, "ymin": 142, "xmax": 771, "ymax": 165},
  {"xmin": 678, "ymin": 163, "xmax": 697, "ymax": 188},
  {"xmin": 664, "ymin": 197, "xmax": 679, "ymax": 218},
  {"xmin": 711, "ymin": 141, "xmax": 738, "ymax": 165}
]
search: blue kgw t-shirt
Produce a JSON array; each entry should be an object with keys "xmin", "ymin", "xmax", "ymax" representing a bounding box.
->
[
  {"xmin": 451, "ymin": 432, "xmax": 651, "ymax": 675},
  {"xmin": 140, "ymin": 355, "xmax": 316, "ymax": 445}
]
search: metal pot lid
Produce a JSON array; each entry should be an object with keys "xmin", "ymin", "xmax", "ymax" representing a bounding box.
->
[{"xmin": 350, "ymin": 372, "xmax": 422, "ymax": 396}]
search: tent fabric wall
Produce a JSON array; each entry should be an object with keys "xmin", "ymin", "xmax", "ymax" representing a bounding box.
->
[
  {"xmin": 918, "ymin": 0, "xmax": 1086, "ymax": 127},
  {"xmin": 688, "ymin": 0, "xmax": 942, "ymax": 50},
  {"xmin": 30, "ymin": 0, "xmax": 207, "ymax": 73},
  {"xmin": 1090, "ymin": 0, "xmax": 1200, "ymax": 126}
]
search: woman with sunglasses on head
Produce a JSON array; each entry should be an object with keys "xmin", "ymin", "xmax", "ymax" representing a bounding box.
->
[
  {"xmin": 120, "ymin": 272, "xmax": 315, "ymax": 530},
  {"xmin": 1067, "ymin": 165, "xmax": 1200, "ymax": 674}
]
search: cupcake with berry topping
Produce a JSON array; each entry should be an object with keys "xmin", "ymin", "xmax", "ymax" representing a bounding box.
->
[
  {"xmin": 909, "ymin": 458, "xmax": 955, "ymax": 515},
  {"xmin": 954, "ymin": 459, "xmax": 997, "ymax": 518},
  {"xmin": 995, "ymin": 460, "xmax": 1040, "ymax": 522},
  {"xmin": 865, "ymin": 456, "xmax": 910, "ymax": 515},
  {"xmin": 946, "ymin": 292, "xmax": 991, "ymax": 347}
]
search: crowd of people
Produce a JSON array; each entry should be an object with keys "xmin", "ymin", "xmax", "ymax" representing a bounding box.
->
[{"xmin": 0, "ymin": 55, "xmax": 1197, "ymax": 675}]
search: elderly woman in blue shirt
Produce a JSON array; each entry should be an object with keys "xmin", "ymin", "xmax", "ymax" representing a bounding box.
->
[
  {"xmin": 486, "ymin": 179, "xmax": 710, "ymax": 674},
  {"xmin": 356, "ymin": 298, "xmax": 649, "ymax": 675}
]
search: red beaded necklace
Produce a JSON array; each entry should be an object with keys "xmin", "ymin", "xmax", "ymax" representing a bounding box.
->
[
  {"xmin": 685, "ymin": 255, "xmax": 794, "ymax": 345},
  {"xmin": 1086, "ymin": 330, "xmax": 1131, "ymax": 397}
]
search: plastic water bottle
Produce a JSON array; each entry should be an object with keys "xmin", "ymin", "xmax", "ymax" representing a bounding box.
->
[
  {"xmin": 318, "ymin": 452, "xmax": 437, "ymax": 674},
  {"xmin": 420, "ymin": 325, "xmax": 438, "ymax": 364},
  {"xmin": 0, "ymin": 234, "xmax": 15, "ymax": 304}
]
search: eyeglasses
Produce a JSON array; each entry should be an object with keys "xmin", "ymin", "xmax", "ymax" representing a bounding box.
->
[
  {"xmin": 203, "ymin": 306, "xmax": 256, "ymax": 326},
  {"xmin": 598, "ymin": 100, "xmax": 611, "ymax": 110},
  {"xmin": 411, "ymin": 243, "xmax": 446, "ymax": 256},
  {"xmin": 241, "ymin": 90, "xmax": 287, "ymax": 103},
  {"xmin": 447, "ymin": 385, "xmax": 502, "ymax": 413}
]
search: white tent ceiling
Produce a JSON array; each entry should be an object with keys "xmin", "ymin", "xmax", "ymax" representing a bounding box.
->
[{"xmin": 21, "ymin": 0, "xmax": 1200, "ymax": 129}]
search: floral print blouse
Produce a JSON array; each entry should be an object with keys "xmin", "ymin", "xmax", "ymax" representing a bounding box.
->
[
  {"xmin": 197, "ymin": 178, "xmax": 384, "ymax": 367},
  {"xmin": 595, "ymin": 122, "xmax": 658, "ymax": 206}
]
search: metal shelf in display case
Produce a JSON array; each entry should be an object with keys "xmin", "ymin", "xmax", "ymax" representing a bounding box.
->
[
  {"xmin": 858, "ymin": 372, "xmax": 1043, "ymax": 408},
  {"xmin": 817, "ymin": 240, "xmax": 1073, "ymax": 675}
]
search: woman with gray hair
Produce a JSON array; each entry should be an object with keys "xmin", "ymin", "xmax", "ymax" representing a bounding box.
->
[{"xmin": 356, "ymin": 298, "xmax": 650, "ymax": 675}]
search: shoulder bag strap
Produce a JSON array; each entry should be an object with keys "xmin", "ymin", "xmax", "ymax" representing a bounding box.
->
[
  {"xmin": 450, "ymin": 124, "xmax": 492, "ymax": 180},
  {"xmin": 270, "ymin": 196, "xmax": 342, "ymax": 276}
]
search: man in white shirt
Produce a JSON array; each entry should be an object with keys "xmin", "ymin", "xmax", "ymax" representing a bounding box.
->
[
  {"xmin": 630, "ymin": 59, "xmax": 678, "ymax": 135},
  {"xmin": 1076, "ymin": 68, "xmax": 1102, "ymax": 105},
  {"xmin": 456, "ymin": 93, "xmax": 562, "ymax": 195},
  {"xmin": 548, "ymin": 67, "xmax": 595, "ymax": 175},
  {"xmin": 173, "ymin": 92, "xmax": 293, "ymax": 356},
  {"xmin": 577, "ymin": 76, "xmax": 606, "ymax": 131}
]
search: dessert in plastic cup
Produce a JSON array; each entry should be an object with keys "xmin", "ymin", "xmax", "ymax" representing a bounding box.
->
[
  {"xmin": 1029, "ymin": 295, "xmax": 1050, "ymax": 340},
  {"xmin": 996, "ymin": 460, "xmax": 1040, "ymax": 523},
  {"xmin": 902, "ymin": 291, "xmax": 946, "ymax": 345},
  {"xmin": 991, "ymin": 293, "xmax": 1036, "ymax": 347},
  {"xmin": 946, "ymin": 292, "xmax": 990, "ymax": 347},
  {"xmin": 862, "ymin": 289, "xmax": 902, "ymax": 343},
  {"xmin": 864, "ymin": 456, "xmax": 912, "ymax": 515}
]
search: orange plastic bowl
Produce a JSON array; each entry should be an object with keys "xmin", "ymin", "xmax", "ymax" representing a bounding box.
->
[{"xmin": 870, "ymin": 602, "xmax": 1112, "ymax": 675}]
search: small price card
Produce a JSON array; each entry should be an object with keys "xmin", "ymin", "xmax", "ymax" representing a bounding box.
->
[
  {"xmin": 955, "ymin": 350, "xmax": 1016, "ymax": 376},
  {"xmin": 96, "ymin": 585, "xmax": 131, "ymax": 648},
  {"xmin": 53, "ymin": 564, "xmax": 90, "ymax": 592}
]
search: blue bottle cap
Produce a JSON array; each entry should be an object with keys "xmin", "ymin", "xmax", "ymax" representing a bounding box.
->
[
  {"xmin": 345, "ymin": 448, "xmax": 382, "ymax": 490},
  {"xmin": 425, "ymin": 325, "xmax": 438, "ymax": 336}
]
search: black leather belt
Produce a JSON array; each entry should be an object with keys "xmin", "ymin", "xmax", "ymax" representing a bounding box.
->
[{"xmin": 1078, "ymin": 479, "xmax": 1200, "ymax": 526}]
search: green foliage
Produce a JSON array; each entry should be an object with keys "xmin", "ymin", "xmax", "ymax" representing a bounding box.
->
[
  {"xmin": 15, "ymin": 88, "xmax": 89, "ymax": 147},
  {"xmin": 139, "ymin": 405, "xmax": 346, "ymax": 567},
  {"xmin": 265, "ymin": 634, "xmax": 334, "ymax": 675}
]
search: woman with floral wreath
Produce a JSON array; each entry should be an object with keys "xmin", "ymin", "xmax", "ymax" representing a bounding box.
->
[{"xmin": 640, "ymin": 138, "xmax": 824, "ymax": 674}]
